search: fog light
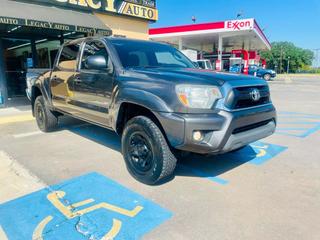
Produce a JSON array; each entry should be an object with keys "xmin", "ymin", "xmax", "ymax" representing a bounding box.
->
[{"xmin": 193, "ymin": 131, "xmax": 203, "ymax": 141}]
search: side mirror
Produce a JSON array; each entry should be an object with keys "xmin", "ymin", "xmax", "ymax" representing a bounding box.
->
[
  {"xmin": 193, "ymin": 62, "xmax": 200, "ymax": 68},
  {"xmin": 85, "ymin": 55, "xmax": 107, "ymax": 70}
]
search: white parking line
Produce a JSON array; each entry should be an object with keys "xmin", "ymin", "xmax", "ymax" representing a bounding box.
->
[{"xmin": 13, "ymin": 131, "xmax": 43, "ymax": 139}]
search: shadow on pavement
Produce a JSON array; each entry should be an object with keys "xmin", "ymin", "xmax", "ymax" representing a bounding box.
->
[
  {"xmin": 63, "ymin": 120, "xmax": 121, "ymax": 152},
  {"xmin": 61, "ymin": 120, "xmax": 257, "ymax": 182},
  {"xmin": 175, "ymin": 147, "xmax": 258, "ymax": 181}
]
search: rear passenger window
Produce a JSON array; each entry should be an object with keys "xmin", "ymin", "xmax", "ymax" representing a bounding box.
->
[{"xmin": 58, "ymin": 44, "xmax": 80, "ymax": 70}]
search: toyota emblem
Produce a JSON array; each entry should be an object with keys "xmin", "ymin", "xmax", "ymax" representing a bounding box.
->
[{"xmin": 250, "ymin": 88, "xmax": 261, "ymax": 102}]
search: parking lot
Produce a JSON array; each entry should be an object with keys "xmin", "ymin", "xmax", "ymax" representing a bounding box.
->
[{"xmin": 0, "ymin": 76, "xmax": 320, "ymax": 240}]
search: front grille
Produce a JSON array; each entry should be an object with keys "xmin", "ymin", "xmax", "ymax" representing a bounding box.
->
[
  {"xmin": 225, "ymin": 85, "xmax": 271, "ymax": 109},
  {"xmin": 232, "ymin": 119, "xmax": 273, "ymax": 134}
]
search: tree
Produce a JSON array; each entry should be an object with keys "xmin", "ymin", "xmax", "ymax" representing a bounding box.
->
[{"xmin": 260, "ymin": 42, "xmax": 314, "ymax": 73}]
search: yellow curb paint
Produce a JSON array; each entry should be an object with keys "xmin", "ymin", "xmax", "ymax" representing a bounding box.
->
[
  {"xmin": 0, "ymin": 225, "xmax": 9, "ymax": 240},
  {"xmin": 0, "ymin": 115, "xmax": 34, "ymax": 125}
]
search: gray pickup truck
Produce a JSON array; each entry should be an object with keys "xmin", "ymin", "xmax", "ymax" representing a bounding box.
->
[{"xmin": 30, "ymin": 37, "xmax": 276, "ymax": 184}]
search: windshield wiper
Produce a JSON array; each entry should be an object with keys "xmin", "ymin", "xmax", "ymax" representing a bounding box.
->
[{"xmin": 128, "ymin": 65, "xmax": 160, "ymax": 69}]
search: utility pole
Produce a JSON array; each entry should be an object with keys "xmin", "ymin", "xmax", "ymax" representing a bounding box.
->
[
  {"xmin": 287, "ymin": 56, "xmax": 290, "ymax": 74},
  {"xmin": 279, "ymin": 46, "xmax": 283, "ymax": 73},
  {"xmin": 313, "ymin": 48, "xmax": 320, "ymax": 68}
]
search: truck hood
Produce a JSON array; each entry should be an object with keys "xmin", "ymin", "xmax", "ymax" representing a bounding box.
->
[{"xmin": 128, "ymin": 67, "xmax": 259, "ymax": 86}]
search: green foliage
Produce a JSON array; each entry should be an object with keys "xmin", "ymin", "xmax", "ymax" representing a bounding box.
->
[{"xmin": 260, "ymin": 42, "xmax": 314, "ymax": 73}]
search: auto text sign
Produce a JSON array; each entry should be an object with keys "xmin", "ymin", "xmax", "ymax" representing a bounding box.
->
[
  {"xmin": 225, "ymin": 18, "xmax": 254, "ymax": 31},
  {"xmin": 0, "ymin": 173, "xmax": 172, "ymax": 239},
  {"xmin": 13, "ymin": 0, "xmax": 158, "ymax": 21}
]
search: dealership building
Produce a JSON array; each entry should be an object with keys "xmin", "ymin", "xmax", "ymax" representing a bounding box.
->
[
  {"xmin": 0, "ymin": 0, "xmax": 271, "ymax": 108},
  {"xmin": 0, "ymin": 0, "xmax": 157, "ymax": 107}
]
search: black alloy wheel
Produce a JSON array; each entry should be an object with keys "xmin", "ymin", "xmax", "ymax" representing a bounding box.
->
[{"xmin": 122, "ymin": 116, "xmax": 177, "ymax": 185}]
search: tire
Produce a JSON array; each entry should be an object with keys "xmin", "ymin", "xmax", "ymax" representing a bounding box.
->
[
  {"xmin": 263, "ymin": 73, "xmax": 271, "ymax": 81},
  {"xmin": 34, "ymin": 96, "xmax": 58, "ymax": 132},
  {"xmin": 121, "ymin": 116, "xmax": 177, "ymax": 185},
  {"xmin": 172, "ymin": 149, "xmax": 192, "ymax": 162}
]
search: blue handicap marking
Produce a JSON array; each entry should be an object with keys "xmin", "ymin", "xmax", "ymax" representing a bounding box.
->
[
  {"xmin": 0, "ymin": 173, "xmax": 172, "ymax": 240},
  {"xmin": 276, "ymin": 111, "xmax": 320, "ymax": 138},
  {"xmin": 231, "ymin": 141, "xmax": 288, "ymax": 165},
  {"xmin": 177, "ymin": 141, "xmax": 286, "ymax": 186}
]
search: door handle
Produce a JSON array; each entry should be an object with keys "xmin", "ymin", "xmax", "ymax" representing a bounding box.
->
[{"xmin": 74, "ymin": 77, "xmax": 82, "ymax": 84}]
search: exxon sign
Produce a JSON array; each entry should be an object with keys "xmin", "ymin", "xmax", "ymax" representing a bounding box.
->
[{"xmin": 225, "ymin": 19, "xmax": 254, "ymax": 31}]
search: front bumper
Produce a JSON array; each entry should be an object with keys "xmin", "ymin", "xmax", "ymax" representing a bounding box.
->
[{"xmin": 155, "ymin": 104, "xmax": 276, "ymax": 154}]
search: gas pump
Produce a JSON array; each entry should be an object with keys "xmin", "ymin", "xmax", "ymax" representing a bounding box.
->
[{"xmin": 230, "ymin": 49, "xmax": 249, "ymax": 75}]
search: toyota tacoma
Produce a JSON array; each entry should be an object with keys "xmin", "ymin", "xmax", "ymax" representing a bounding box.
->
[{"xmin": 30, "ymin": 37, "xmax": 276, "ymax": 185}]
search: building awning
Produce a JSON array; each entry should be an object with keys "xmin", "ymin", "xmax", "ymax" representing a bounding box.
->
[{"xmin": 0, "ymin": 0, "xmax": 112, "ymax": 36}]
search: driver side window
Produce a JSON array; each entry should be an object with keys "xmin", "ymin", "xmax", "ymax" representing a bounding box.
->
[{"xmin": 81, "ymin": 41, "xmax": 113, "ymax": 72}]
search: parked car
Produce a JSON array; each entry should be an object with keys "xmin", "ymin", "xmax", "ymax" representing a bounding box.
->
[
  {"xmin": 197, "ymin": 59, "xmax": 213, "ymax": 70},
  {"xmin": 229, "ymin": 63, "xmax": 243, "ymax": 73},
  {"xmin": 30, "ymin": 37, "xmax": 276, "ymax": 185},
  {"xmin": 229, "ymin": 64, "xmax": 276, "ymax": 81},
  {"xmin": 248, "ymin": 64, "xmax": 276, "ymax": 81}
]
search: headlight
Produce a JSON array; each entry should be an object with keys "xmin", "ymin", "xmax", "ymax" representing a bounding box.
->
[{"xmin": 176, "ymin": 85, "xmax": 222, "ymax": 109}]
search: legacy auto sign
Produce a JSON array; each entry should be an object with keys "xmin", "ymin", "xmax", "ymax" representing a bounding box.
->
[
  {"xmin": 16, "ymin": 0, "xmax": 158, "ymax": 21},
  {"xmin": 0, "ymin": 16, "xmax": 112, "ymax": 35}
]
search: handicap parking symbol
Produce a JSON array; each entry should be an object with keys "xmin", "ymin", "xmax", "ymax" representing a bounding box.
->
[{"xmin": 0, "ymin": 173, "xmax": 172, "ymax": 240}]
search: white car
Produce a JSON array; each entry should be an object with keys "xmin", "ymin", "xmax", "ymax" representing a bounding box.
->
[{"xmin": 197, "ymin": 60, "xmax": 213, "ymax": 70}]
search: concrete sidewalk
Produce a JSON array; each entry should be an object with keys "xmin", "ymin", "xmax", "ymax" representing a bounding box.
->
[
  {"xmin": 275, "ymin": 74, "xmax": 320, "ymax": 82},
  {"xmin": 0, "ymin": 106, "xmax": 42, "ymax": 205},
  {"xmin": 0, "ymin": 150, "xmax": 45, "ymax": 204},
  {"xmin": 0, "ymin": 106, "xmax": 33, "ymax": 125}
]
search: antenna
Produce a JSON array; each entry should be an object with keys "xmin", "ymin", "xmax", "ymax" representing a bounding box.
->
[
  {"xmin": 236, "ymin": 11, "xmax": 244, "ymax": 18},
  {"xmin": 192, "ymin": 16, "xmax": 196, "ymax": 23}
]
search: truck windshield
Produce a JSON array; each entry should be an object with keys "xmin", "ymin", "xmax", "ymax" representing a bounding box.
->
[{"xmin": 110, "ymin": 39, "xmax": 195, "ymax": 69}]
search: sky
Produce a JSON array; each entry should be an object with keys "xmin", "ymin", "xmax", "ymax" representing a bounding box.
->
[{"xmin": 151, "ymin": 0, "xmax": 320, "ymax": 50}]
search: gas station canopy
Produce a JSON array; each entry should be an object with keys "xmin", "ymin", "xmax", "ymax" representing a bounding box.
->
[
  {"xmin": 149, "ymin": 18, "xmax": 270, "ymax": 72},
  {"xmin": 149, "ymin": 18, "xmax": 271, "ymax": 52}
]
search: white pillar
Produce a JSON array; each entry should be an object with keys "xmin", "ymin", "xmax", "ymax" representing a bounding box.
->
[
  {"xmin": 217, "ymin": 35, "xmax": 223, "ymax": 71},
  {"xmin": 178, "ymin": 38, "xmax": 183, "ymax": 51}
]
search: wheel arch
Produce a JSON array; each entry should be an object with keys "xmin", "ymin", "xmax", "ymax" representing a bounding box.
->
[
  {"xmin": 115, "ymin": 102, "xmax": 165, "ymax": 136},
  {"xmin": 31, "ymin": 85, "xmax": 43, "ymax": 116}
]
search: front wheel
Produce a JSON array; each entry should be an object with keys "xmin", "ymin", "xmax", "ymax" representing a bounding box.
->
[
  {"xmin": 121, "ymin": 116, "xmax": 177, "ymax": 185},
  {"xmin": 34, "ymin": 96, "xmax": 58, "ymax": 132},
  {"xmin": 263, "ymin": 73, "xmax": 271, "ymax": 81}
]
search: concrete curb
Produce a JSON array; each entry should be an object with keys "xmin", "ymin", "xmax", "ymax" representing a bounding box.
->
[{"xmin": 0, "ymin": 151, "xmax": 46, "ymax": 204}]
